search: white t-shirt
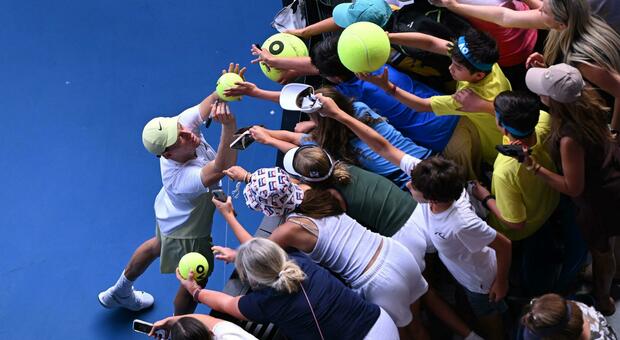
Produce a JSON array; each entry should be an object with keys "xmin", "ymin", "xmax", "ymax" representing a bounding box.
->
[
  {"xmin": 154, "ymin": 105, "xmax": 219, "ymax": 235},
  {"xmin": 400, "ymin": 155, "xmax": 498, "ymax": 294},
  {"xmin": 212, "ymin": 321, "xmax": 258, "ymax": 340}
]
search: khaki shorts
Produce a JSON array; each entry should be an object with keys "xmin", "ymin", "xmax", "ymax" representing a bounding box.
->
[
  {"xmin": 156, "ymin": 223, "xmax": 215, "ymax": 276},
  {"xmin": 442, "ymin": 117, "xmax": 482, "ymax": 180}
]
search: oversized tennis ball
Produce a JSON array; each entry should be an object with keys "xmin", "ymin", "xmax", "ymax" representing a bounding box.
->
[
  {"xmin": 178, "ymin": 252, "xmax": 209, "ymax": 281},
  {"xmin": 338, "ymin": 22, "xmax": 390, "ymax": 73},
  {"xmin": 259, "ymin": 33, "xmax": 309, "ymax": 82},
  {"xmin": 216, "ymin": 72, "xmax": 244, "ymax": 102}
]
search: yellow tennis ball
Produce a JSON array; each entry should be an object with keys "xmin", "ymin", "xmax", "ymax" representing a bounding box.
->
[
  {"xmin": 259, "ymin": 33, "xmax": 309, "ymax": 82},
  {"xmin": 337, "ymin": 22, "xmax": 390, "ymax": 73},
  {"xmin": 216, "ymin": 72, "xmax": 244, "ymax": 102},
  {"xmin": 178, "ymin": 252, "xmax": 210, "ymax": 281}
]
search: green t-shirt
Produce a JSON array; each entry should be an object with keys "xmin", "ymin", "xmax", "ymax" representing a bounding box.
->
[
  {"xmin": 334, "ymin": 165, "xmax": 416, "ymax": 237},
  {"xmin": 430, "ymin": 63, "xmax": 512, "ymax": 165},
  {"xmin": 488, "ymin": 111, "xmax": 560, "ymax": 240}
]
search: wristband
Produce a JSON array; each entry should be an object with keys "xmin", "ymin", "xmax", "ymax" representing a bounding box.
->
[
  {"xmin": 481, "ymin": 194, "xmax": 495, "ymax": 210},
  {"xmin": 192, "ymin": 288, "xmax": 202, "ymax": 302},
  {"xmin": 244, "ymin": 172, "xmax": 251, "ymax": 183}
]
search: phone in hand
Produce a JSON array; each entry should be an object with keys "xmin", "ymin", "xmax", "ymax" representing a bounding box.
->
[
  {"xmin": 495, "ymin": 144, "xmax": 532, "ymax": 163},
  {"xmin": 212, "ymin": 189, "xmax": 227, "ymax": 203},
  {"xmin": 230, "ymin": 126, "xmax": 261, "ymax": 150},
  {"xmin": 133, "ymin": 319, "xmax": 167, "ymax": 338}
]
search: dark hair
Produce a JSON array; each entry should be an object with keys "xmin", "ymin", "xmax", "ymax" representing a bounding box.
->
[
  {"xmin": 170, "ymin": 317, "xmax": 213, "ymax": 340},
  {"xmin": 450, "ymin": 29, "xmax": 499, "ymax": 75},
  {"xmin": 295, "ymin": 188, "xmax": 345, "ymax": 219},
  {"xmin": 410, "ymin": 157, "xmax": 464, "ymax": 202},
  {"xmin": 521, "ymin": 294, "xmax": 584, "ymax": 339},
  {"xmin": 494, "ymin": 91, "xmax": 540, "ymax": 139},
  {"xmin": 311, "ymin": 87, "xmax": 384, "ymax": 164},
  {"xmin": 310, "ymin": 35, "xmax": 355, "ymax": 80}
]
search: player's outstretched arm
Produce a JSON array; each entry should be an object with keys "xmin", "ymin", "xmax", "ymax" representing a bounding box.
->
[{"xmin": 201, "ymin": 101, "xmax": 237, "ymax": 187}]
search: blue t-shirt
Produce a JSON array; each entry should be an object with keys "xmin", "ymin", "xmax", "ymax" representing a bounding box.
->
[
  {"xmin": 238, "ymin": 252, "xmax": 380, "ymax": 340},
  {"xmin": 336, "ymin": 64, "xmax": 459, "ymax": 152}
]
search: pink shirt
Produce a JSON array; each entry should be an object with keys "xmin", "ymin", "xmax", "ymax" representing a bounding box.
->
[{"xmin": 466, "ymin": 1, "xmax": 538, "ymax": 67}]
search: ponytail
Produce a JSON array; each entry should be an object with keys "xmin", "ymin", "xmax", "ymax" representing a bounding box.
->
[{"xmin": 272, "ymin": 259, "xmax": 306, "ymax": 293}]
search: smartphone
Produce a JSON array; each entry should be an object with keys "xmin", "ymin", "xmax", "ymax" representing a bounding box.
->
[
  {"xmin": 495, "ymin": 144, "xmax": 532, "ymax": 163},
  {"xmin": 133, "ymin": 320, "xmax": 167, "ymax": 338},
  {"xmin": 212, "ymin": 189, "xmax": 227, "ymax": 203}
]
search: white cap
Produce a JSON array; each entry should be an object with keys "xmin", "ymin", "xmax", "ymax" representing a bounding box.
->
[
  {"xmin": 279, "ymin": 83, "xmax": 323, "ymax": 113},
  {"xmin": 282, "ymin": 147, "xmax": 302, "ymax": 177}
]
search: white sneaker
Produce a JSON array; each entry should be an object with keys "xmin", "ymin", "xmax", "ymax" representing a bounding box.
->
[{"xmin": 98, "ymin": 286, "xmax": 154, "ymax": 311}]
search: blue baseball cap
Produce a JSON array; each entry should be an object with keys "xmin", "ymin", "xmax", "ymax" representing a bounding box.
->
[{"xmin": 332, "ymin": 0, "xmax": 393, "ymax": 28}]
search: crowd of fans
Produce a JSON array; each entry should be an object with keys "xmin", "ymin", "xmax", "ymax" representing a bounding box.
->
[{"xmin": 98, "ymin": 0, "xmax": 620, "ymax": 339}]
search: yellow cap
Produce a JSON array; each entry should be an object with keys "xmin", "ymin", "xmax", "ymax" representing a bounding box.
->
[{"xmin": 142, "ymin": 117, "xmax": 179, "ymax": 156}]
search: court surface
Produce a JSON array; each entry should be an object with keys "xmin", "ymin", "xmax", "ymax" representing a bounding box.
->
[{"xmin": 0, "ymin": 1, "xmax": 286, "ymax": 338}]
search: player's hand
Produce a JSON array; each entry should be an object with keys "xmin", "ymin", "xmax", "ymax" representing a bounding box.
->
[
  {"xmin": 489, "ymin": 278, "xmax": 508, "ymax": 302},
  {"xmin": 212, "ymin": 196, "xmax": 235, "ymax": 216},
  {"xmin": 452, "ymin": 89, "xmax": 490, "ymax": 113},
  {"xmin": 211, "ymin": 100, "xmax": 235, "ymax": 125},
  {"xmin": 251, "ymin": 44, "xmax": 275, "ymax": 67},
  {"xmin": 224, "ymin": 81, "xmax": 260, "ymax": 98},
  {"xmin": 212, "ymin": 245, "xmax": 237, "ymax": 263},
  {"xmin": 249, "ymin": 125, "xmax": 272, "ymax": 144},
  {"xmin": 176, "ymin": 268, "xmax": 201, "ymax": 294},
  {"xmin": 222, "ymin": 62, "xmax": 247, "ymax": 80},
  {"xmin": 525, "ymin": 52, "xmax": 546, "ymax": 69},
  {"xmin": 356, "ymin": 67, "xmax": 391, "ymax": 90},
  {"xmin": 223, "ymin": 165, "xmax": 250, "ymax": 182},
  {"xmin": 314, "ymin": 93, "xmax": 344, "ymax": 119}
]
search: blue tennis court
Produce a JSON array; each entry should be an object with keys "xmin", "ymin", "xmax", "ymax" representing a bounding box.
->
[{"xmin": 0, "ymin": 1, "xmax": 286, "ymax": 338}]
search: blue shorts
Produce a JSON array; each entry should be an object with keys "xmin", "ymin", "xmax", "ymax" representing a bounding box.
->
[{"xmin": 463, "ymin": 287, "xmax": 508, "ymax": 317}]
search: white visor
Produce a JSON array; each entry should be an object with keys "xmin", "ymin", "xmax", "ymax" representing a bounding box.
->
[{"xmin": 279, "ymin": 83, "xmax": 322, "ymax": 113}]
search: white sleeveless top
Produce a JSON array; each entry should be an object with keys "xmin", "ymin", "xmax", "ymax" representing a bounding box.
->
[{"xmin": 288, "ymin": 213, "xmax": 383, "ymax": 283}]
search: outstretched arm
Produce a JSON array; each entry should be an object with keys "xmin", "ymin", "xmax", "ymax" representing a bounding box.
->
[
  {"xmin": 434, "ymin": 0, "xmax": 547, "ymax": 29},
  {"xmin": 286, "ymin": 18, "xmax": 340, "ymax": 39},
  {"xmin": 357, "ymin": 67, "xmax": 433, "ymax": 112},
  {"xmin": 176, "ymin": 270, "xmax": 245, "ymax": 320},
  {"xmin": 315, "ymin": 93, "xmax": 406, "ymax": 167},
  {"xmin": 389, "ymin": 32, "xmax": 451, "ymax": 56},
  {"xmin": 212, "ymin": 197, "xmax": 253, "ymax": 243},
  {"xmin": 223, "ymin": 81, "xmax": 280, "ymax": 103},
  {"xmin": 249, "ymin": 125, "xmax": 301, "ymax": 153},
  {"xmin": 251, "ymin": 45, "xmax": 319, "ymax": 76}
]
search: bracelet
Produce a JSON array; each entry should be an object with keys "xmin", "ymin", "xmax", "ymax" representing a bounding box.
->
[
  {"xmin": 481, "ymin": 194, "xmax": 495, "ymax": 210},
  {"xmin": 244, "ymin": 172, "xmax": 251, "ymax": 183},
  {"xmin": 386, "ymin": 83, "xmax": 397, "ymax": 96},
  {"xmin": 533, "ymin": 163, "xmax": 542, "ymax": 175},
  {"xmin": 192, "ymin": 288, "xmax": 202, "ymax": 302}
]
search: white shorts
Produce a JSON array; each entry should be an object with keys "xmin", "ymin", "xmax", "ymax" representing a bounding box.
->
[
  {"xmin": 364, "ymin": 308, "xmax": 399, "ymax": 340},
  {"xmin": 351, "ymin": 238, "xmax": 428, "ymax": 327},
  {"xmin": 392, "ymin": 208, "xmax": 436, "ymax": 272}
]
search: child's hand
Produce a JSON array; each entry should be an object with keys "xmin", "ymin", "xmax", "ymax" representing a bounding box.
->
[
  {"xmin": 223, "ymin": 165, "xmax": 249, "ymax": 182},
  {"xmin": 249, "ymin": 125, "xmax": 272, "ymax": 144},
  {"xmin": 212, "ymin": 245, "xmax": 237, "ymax": 263},
  {"xmin": 224, "ymin": 81, "xmax": 260, "ymax": 98},
  {"xmin": 211, "ymin": 196, "xmax": 235, "ymax": 216},
  {"xmin": 251, "ymin": 44, "xmax": 275, "ymax": 67},
  {"xmin": 315, "ymin": 93, "xmax": 345, "ymax": 119},
  {"xmin": 452, "ymin": 89, "xmax": 490, "ymax": 113},
  {"xmin": 525, "ymin": 52, "xmax": 546, "ymax": 69},
  {"xmin": 356, "ymin": 67, "xmax": 391, "ymax": 90}
]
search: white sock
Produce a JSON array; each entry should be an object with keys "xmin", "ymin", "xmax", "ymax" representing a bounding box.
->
[
  {"xmin": 112, "ymin": 271, "xmax": 134, "ymax": 297},
  {"xmin": 464, "ymin": 331, "xmax": 484, "ymax": 340}
]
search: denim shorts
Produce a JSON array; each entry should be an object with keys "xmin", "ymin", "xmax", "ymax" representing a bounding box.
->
[{"xmin": 463, "ymin": 287, "xmax": 508, "ymax": 317}]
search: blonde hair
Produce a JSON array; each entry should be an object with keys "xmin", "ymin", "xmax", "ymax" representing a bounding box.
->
[
  {"xmin": 293, "ymin": 146, "xmax": 351, "ymax": 187},
  {"xmin": 543, "ymin": 0, "xmax": 620, "ymax": 74},
  {"xmin": 521, "ymin": 294, "xmax": 584, "ymax": 339},
  {"xmin": 235, "ymin": 238, "xmax": 306, "ymax": 294}
]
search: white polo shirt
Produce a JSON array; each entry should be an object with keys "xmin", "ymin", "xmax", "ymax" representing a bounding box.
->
[{"xmin": 154, "ymin": 105, "xmax": 220, "ymax": 235}]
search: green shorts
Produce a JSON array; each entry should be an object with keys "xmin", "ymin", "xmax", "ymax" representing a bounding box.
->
[{"xmin": 156, "ymin": 223, "xmax": 215, "ymax": 277}]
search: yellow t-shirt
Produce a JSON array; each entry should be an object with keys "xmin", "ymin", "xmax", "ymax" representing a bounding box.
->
[
  {"xmin": 430, "ymin": 63, "xmax": 512, "ymax": 165},
  {"xmin": 488, "ymin": 111, "xmax": 560, "ymax": 241}
]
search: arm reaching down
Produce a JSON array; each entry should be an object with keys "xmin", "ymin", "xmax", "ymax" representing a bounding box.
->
[{"xmin": 200, "ymin": 101, "xmax": 237, "ymax": 187}]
